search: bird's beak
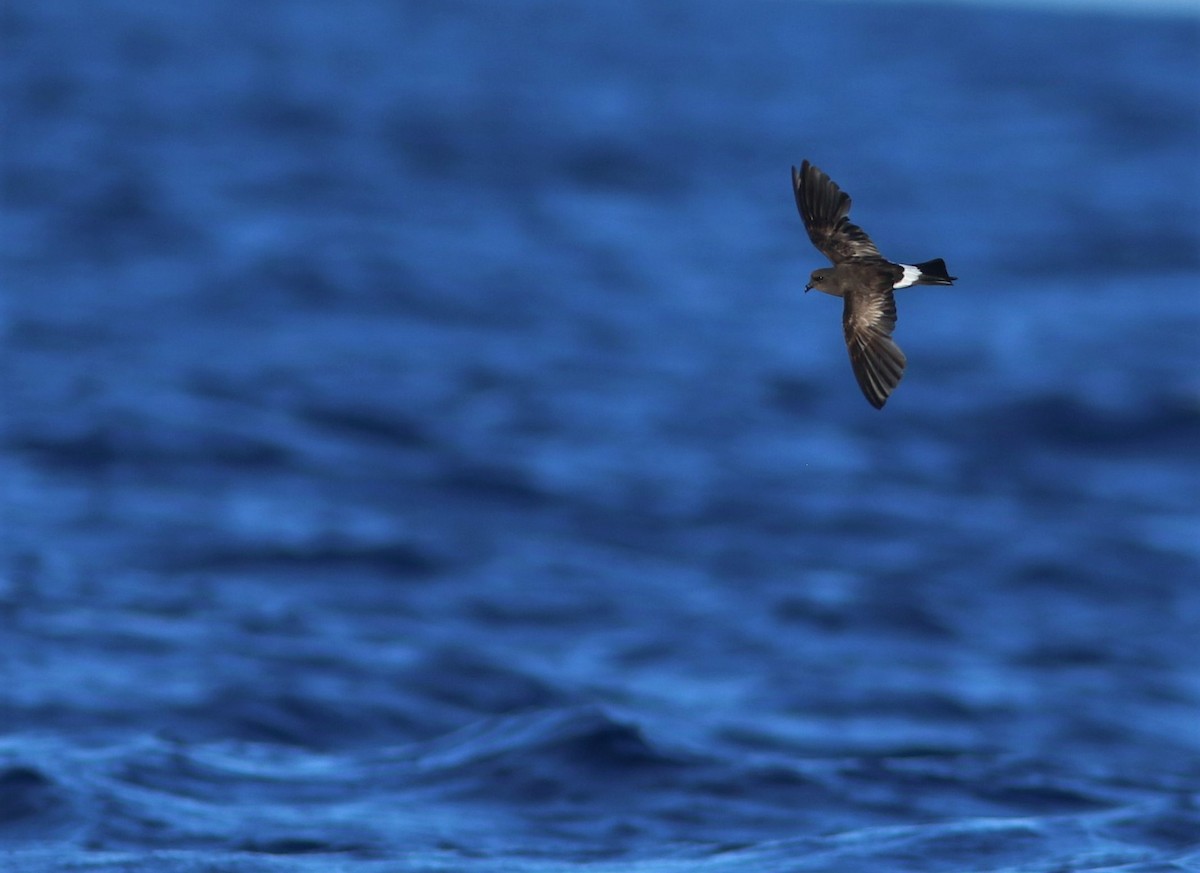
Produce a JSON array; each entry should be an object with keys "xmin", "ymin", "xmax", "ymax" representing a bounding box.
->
[{"xmin": 804, "ymin": 284, "xmax": 812, "ymax": 293}]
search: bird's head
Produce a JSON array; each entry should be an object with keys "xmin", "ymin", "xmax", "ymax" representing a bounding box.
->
[{"xmin": 805, "ymin": 269, "xmax": 832, "ymax": 293}]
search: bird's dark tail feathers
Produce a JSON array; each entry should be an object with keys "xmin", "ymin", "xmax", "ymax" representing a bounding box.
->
[{"xmin": 914, "ymin": 258, "xmax": 957, "ymax": 285}]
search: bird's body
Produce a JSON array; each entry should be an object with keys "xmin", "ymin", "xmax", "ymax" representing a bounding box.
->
[{"xmin": 792, "ymin": 160, "xmax": 956, "ymax": 409}]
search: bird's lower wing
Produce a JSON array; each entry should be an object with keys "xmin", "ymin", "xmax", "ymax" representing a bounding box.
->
[{"xmin": 843, "ymin": 289, "xmax": 906, "ymax": 409}]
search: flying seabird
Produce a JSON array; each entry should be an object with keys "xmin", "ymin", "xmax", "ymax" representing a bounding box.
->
[{"xmin": 792, "ymin": 160, "xmax": 957, "ymax": 409}]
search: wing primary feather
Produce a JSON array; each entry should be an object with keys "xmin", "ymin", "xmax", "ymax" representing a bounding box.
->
[
  {"xmin": 843, "ymin": 290, "xmax": 906, "ymax": 409},
  {"xmin": 793, "ymin": 161, "xmax": 883, "ymax": 264}
]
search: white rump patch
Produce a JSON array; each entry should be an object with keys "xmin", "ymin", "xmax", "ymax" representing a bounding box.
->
[{"xmin": 893, "ymin": 265, "xmax": 921, "ymax": 289}]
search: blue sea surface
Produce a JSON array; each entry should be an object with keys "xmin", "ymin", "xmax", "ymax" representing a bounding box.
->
[{"xmin": 2, "ymin": 1, "xmax": 1199, "ymax": 870}]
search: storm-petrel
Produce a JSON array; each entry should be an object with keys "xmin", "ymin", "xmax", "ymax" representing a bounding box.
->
[{"xmin": 792, "ymin": 160, "xmax": 957, "ymax": 409}]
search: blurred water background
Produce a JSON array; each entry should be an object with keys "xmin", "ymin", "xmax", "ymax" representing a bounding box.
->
[{"xmin": 2, "ymin": 0, "xmax": 1199, "ymax": 870}]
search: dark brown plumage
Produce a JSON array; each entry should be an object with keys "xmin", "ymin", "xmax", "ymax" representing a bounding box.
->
[{"xmin": 792, "ymin": 160, "xmax": 957, "ymax": 409}]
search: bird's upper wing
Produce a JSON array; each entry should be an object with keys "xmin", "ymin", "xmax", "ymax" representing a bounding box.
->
[
  {"xmin": 793, "ymin": 161, "xmax": 882, "ymax": 264},
  {"xmin": 842, "ymin": 286, "xmax": 906, "ymax": 409}
]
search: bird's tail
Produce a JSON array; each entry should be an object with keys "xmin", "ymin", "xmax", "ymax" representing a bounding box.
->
[{"xmin": 914, "ymin": 258, "xmax": 957, "ymax": 285}]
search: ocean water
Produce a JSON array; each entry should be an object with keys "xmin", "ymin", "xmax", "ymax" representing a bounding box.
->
[{"xmin": 2, "ymin": 1, "xmax": 1199, "ymax": 870}]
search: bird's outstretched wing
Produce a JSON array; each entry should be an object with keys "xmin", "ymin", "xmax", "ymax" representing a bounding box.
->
[
  {"xmin": 843, "ymin": 287, "xmax": 906, "ymax": 409},
  {"xmin": 793, "ymin": 161, "xmax": 882, "ymax": 265}
]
